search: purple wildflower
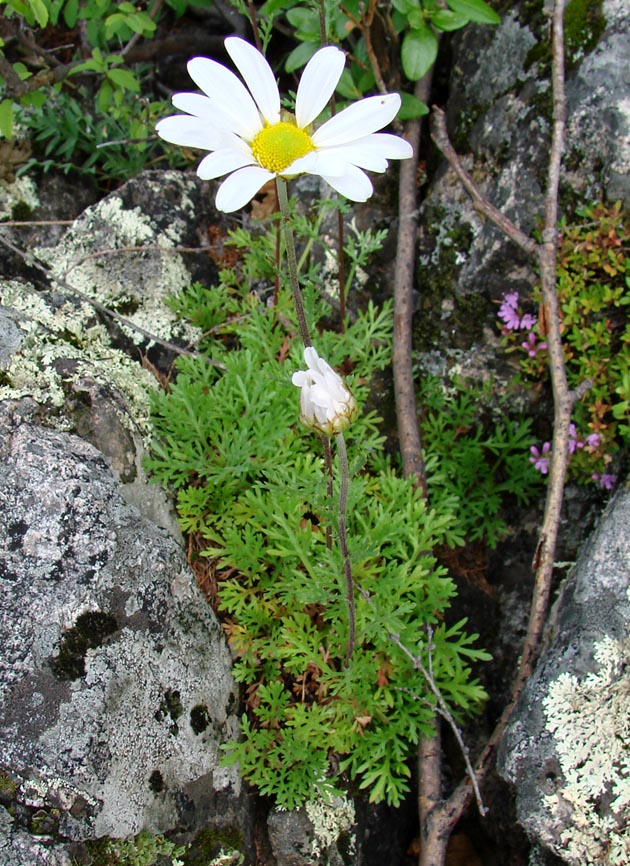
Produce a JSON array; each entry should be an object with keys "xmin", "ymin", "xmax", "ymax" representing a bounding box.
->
[
  {"xmin": 592, "ymin": 473, "xmax": 617, "ymax": 490},
  {"xmin": 584, "ymin": 433, "xmax": 600, "ymax": 449},
  {"xmin": 520, "ymin": 312, "xmax": 537, "ymax": 330},
  {"xmin": 498, "ymin": 292, "xmax": 538, "ymax": 332},
  {"xmin": 530, "ymin": 442, "xmax": 551, "ymax": 474},
  {"xmin": 498, "ymin": 293, "xmax": 522, "ymax": 330},
  {"xmin": 568, "ymin": 423, "xmax": 585, "ymax": 454},
  {"xmin": 522, "ymin": 331, "xmax": 547, "ymax": 358}
]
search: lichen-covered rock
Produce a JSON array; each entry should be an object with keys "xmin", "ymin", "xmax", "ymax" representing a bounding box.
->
[
  {"xmin": 32, "ymin": 170, "xmax": 220, "ymax": 348},
  {"xmin": 0, "ymin": 170, "xmax": 223, "ymax": 534},
  {"xmin": 267, "ymin": 798, "xmax": 356, "ymax": 866},
  {"xmin": 0, "ymin": 401, "xmax": 248, "ymax": 859},
  {"xmin": 497, "ymin": 483, "xmax": 630, "ymax": 865}
]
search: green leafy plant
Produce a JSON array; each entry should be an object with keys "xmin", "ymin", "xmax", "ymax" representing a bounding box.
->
[
  {"xmin": 258, "ymin": 0, "xmax": 499, "ymax": 119},
  {"xmin": 500, "ymin": 202, "xmax": 630, "ymax": 487},
  {"xmin": 146, "ymin": 213, "xmax": 489, "ymax": 809},
  {"xmin": 418, "ymin": 374, "xmax": 545, "ymax": 548},
  {"xmin": 84, "ymin": 829, "xmax": 185, "ymax": 866},
  {"xmin": 15, "ymin": 86, "xmax": 183, "ymax": 182},
  {"xmin": 0, "ymin": 0, "xmax": 210, "ymax": 163}
]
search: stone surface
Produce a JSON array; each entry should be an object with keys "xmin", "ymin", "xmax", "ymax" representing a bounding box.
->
[
  {"xmin": 497, "ymin": 483, "xmax": 630, "ymax": 865},
  {"xmin": 0, "ymin": 401, "xmax": 248, "ymax": 859},
  {"xmin": 267, "ymin": 798, "xmax": 356, "ymax": 866},
  {"xmin": 418, "ymin": 0, "xmax": 630, "ymax": 365},
  {"xmin": 0, "ymin": 169, "xmax": 224, "ymax": 535}
]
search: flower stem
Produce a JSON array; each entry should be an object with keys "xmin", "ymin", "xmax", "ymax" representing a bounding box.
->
[
  {"xmin": 335, "ymin": 432, "xmax": 355, "ymax": 662},
  {"xmin": 276, "ymin": 177, "xmax": 312, "ymax": 347},
  {"xmin": 322, "ymin": 435, "xmax": 334, "ymax": 550}
]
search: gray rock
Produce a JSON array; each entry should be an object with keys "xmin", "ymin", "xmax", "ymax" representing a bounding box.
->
[
  {"xmin": 268, "ymin": 798, "xmax": 356, "ymax": 866},
  {"xmin": 497, "ymin": 483, "xmax": 630, "ymax": 864},
  {"xmin": 565, "ymin": 0, "xmax": 630, "ymax": 204},
  {"xmin": 0, "ymin": 402, "xmax": 247, "ymax": 858}
]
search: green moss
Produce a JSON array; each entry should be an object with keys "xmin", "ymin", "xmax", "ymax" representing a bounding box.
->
[
  {"xmin": 183, "ymin": 826, "xmax": 243, "ymax": 866},
  {"xmin": 564, "ymin": 0, "xmax": 606, "ymax": 67},
  {"xmin": 451, "ymin": 102, "xmax": 490, "ymax": 155},
  {"xmin": 189, "ymin": 704, "xmax": 210, "ymax": 735},
  {"xmin": 0, "ymin": 769, "xmax": 18, "ymax": 802},
  {"xmin": 49, "ymin": 611, "xmax": 118, "ymax": 680},
  {"xmin": 155, "ymin": 688, "xmax": 184, "ymax": 736},
  {"xmin": 30, "ymin": 807, "xmax": 61, "ymax": 836},
  {"xmin": 525, "ymin": 0, "xmax": 606, "ymax": 72},
  {"xmin": 11, "ymin": 200, "xmax": 34, "ymax": 221},
  {"xmin": 415, "ymin": 210, "xmax": 489, "ymax": 351},
  {"xmin": 84, "ymin": 829, "xmax": 186, "ymax": 866}
]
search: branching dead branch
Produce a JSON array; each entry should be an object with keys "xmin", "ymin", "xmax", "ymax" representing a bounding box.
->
[{"xmin": 390, "ymin": 1, "xmax": 588, "ymax": 863}]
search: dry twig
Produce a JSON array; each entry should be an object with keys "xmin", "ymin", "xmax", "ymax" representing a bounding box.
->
[{"xmin": 408, "ymin": 2, "xmax": 582, "ymax": 864}]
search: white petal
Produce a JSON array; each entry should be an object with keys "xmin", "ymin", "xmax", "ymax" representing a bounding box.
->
[
  {"xmin": 321, "ymin": 165, "xmax": 374, "ymax": 201},
  {"xmin": 215, "ymin": 166, "xmax": 275, "ymax": 212},
  {"xmin": 352, "ymin": 132, "xmax": 413, "ymax": 161},
  {"xmin": 295, "ymin": 46, "xmax": 346, "ymax": 128},
  {"xmin": 287, "ymin": 147, "xmax": 380, "ymax": 176},
  {"xmin": 225, "ymin": 36, "xmax": 281, "ymax": 125},
  {"xmin": 292, "ymin": 370, "xmax": 309, "ymax": 386},
  {"xmin": 197, "ymin": 148, "xmax": 256, "ymax": 180},
  {"xmin": 282, "ymin": 151, "xmax": 321, "ymax": 176},
  {"xmin": 187, "ymin": 57, "xmax": 262, "ymax": 139},
  {"xmin": 300, "ymin": 134, "xmax": 412, "ymax": 174},
  {"xmin": 304, "ymin": 346, "xmax": 319, "ymax": 369},
  {"xmin": 156, "ymin": 115, "xmax": 224, "ymax": 150},
  {"xmin": 171, "ymin": 92, "xmax": 215, "ymax": 119},
  {"xmin": 312, "ymin": 93, "xmax": 402, "ymax": 147}
]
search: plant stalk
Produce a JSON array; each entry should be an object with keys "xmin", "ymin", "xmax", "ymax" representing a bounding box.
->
[
  {"xmin": 335, "ymin": 432, "xmax": 355, "ymax": 661},
  {"xmin": 276, "ymin": 177, "xmax": 312, "ymax": 347}
]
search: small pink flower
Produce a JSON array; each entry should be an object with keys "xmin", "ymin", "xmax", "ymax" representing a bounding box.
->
[
  {"xmin": 568, "ymin": 423, "xmax": 587, "ymax": 454},
  {"xmin": 584, "ymin": 433, "xmax": 600, "ymax": 449},
  {"xmin": 520, "ymin": 312, "xmax": 537, "ymax": 330},
  {"xmin": 530, "ymin": 442, "xmax": 551, "ymax": 474},
  {"xmin": 498, "ymin": 292, "xmax": 537, "ymax": 332},
  {"xmin": 592, "ymin": 473, "xmax": 616, "ymax": 490},
  {"xmin": 522, "ymin": 332, "xmax": 547, "ymax": 358},
  {"xmin": 498, "ymin": 294, "xmax": 522, "ymax": 330}
]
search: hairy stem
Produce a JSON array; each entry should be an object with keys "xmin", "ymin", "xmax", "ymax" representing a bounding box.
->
[
  {"xmin": 276, "ymin": 178, "xmax": 312, "ymax": 347},
  {"xmin": 335, "ymin": 432, "xmax": 355, "ymax": 662}
]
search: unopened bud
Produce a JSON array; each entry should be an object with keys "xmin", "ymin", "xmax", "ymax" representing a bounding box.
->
[{"xmin": 292, "ymin": 347, "xmax": 357, "ymax": 436}]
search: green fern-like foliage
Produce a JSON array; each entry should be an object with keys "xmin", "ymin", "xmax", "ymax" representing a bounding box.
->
[{"xmin": 146, "ymin": 219, "xmax": 489, "ymax": 809}]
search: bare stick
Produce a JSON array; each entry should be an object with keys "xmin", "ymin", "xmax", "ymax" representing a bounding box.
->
[
  {"xmin": 430, "ymin": 109, "xmax": 537, "ymax": 258},
  {"xmin": 516, "ymin": 0, "xmax": 569, "ymax": 681},
  {"xmin": 393, "ymin": 75, "xmax": 433, "ymax": 494},
  {"xmin": 416, "ymin": 3, "xmax": 580, "ymax": 864}
]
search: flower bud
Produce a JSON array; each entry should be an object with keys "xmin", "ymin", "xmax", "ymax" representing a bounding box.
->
[{"xmin": 292, "ymin": 347, "xmax": 357, "ymax": 436}]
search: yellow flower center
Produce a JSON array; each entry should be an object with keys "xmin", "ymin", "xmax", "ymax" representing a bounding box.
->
[{"xmin": 251, "ymin": 121, "xmax": 315, "ymax": 174}]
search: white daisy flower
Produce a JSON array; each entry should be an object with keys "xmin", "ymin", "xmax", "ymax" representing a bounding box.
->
[
  {"xmin": 292, "ymin": 346, "xmax": 357, "ymax": 436},
  {"xmin": 156, "ymin": 37, "xmax": 413, "ymax": 212}
]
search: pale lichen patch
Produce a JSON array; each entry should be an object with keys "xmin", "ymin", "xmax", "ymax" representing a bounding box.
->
[
  {"xmin": 0, "ymin": 280, "xmax": 157, "ymax": 438},
  {"xmin": 34, "ymin": 196, "xmax": 199, "ymax": 346},
  {"xmin": 0, "ymin": 175, "xmax": 39, "ymax": 220},
  {"xmin": 305, "ymin": 795, "xmax": 355, "ymax": 860},
  {"xmin": 542, "ymin": 635, "xmax": 630, "ymax": 865}
]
